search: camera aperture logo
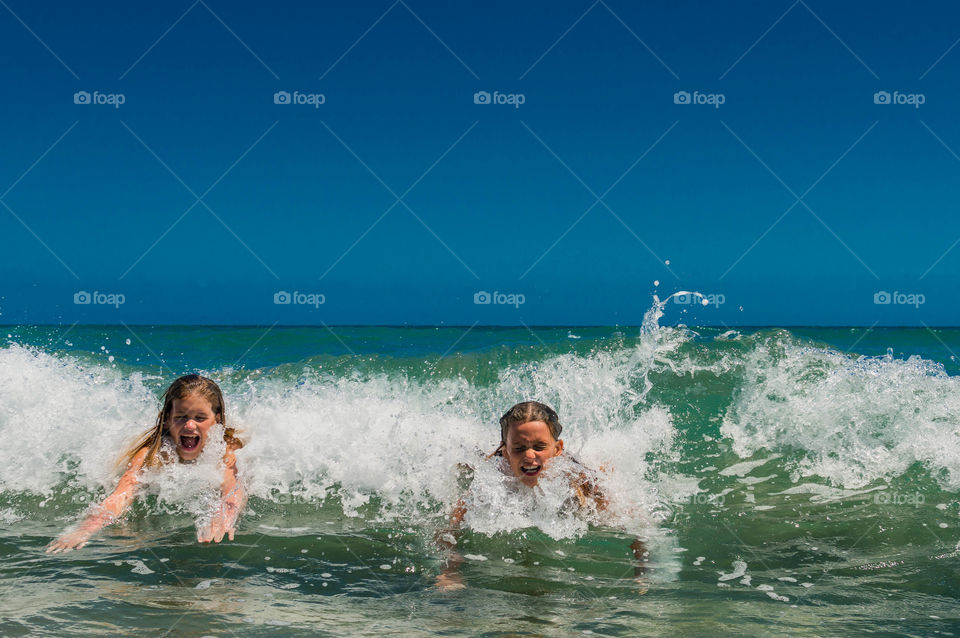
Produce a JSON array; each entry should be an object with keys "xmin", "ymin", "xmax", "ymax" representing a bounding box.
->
[
  {"xmin": 73, "ymin": 90, "xmax": 125, "ymax": 109},
  {"xmin": 274, "ymin": 290, "xmax": 325, "ymax": 308},
  {"xmin": 673, "ymin": 90, "xmax": 725, "ymax": 108},
  {"xmin": 273, "ymin": 91, "xmax": 325, "ymax": 108},
  {"xmin": 74, "ymin": 290, "xmax": 125, "ymax": 308},
  {"xmin": 873, "ymin": 90, "xmax": 924, "ymax": 108},
  {"xmin": 473, "ymin": 90, "xmax": 525, "ymax": 108},
  {"xmin": 474, "ymin": 290, "xmax": 525, "ymax": 308},
  {"xmin": 873, "ymin": 290, "xmax": 925, "ymax": 308}
]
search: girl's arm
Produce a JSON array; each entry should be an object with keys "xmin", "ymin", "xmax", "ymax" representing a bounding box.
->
[
  {"xmin": 631, "ymin": 537, "xmax": 650, "ymax": 594},
  {"xmin": 571, "ymin": 469, "xmax": 649, "ymax": 593},
  {"xmin": 46, "ymin": 447, "xmax": 148, "ymax": 554},
  {"xmin": 198, "ymin": 445, "xmax": 245, "ymax": 543},
  {"xmin": 434, "ymin": 499, "xmax": 467, "ymax": 590}
]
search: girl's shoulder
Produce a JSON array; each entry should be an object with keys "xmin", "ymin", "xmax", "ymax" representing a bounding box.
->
[{"xmin": 122, "ymin": 446, "xmax": 152, "ymax": 474}]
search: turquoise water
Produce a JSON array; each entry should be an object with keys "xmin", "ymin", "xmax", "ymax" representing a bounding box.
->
[{"xmin": 1, "ymin": 316, "xmax": 959, "ymax": 636}]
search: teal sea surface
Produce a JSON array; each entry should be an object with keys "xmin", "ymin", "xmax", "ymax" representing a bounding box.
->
[{"xmin": 2, "ymin": 315, "xmax": 959, "ymax": 636}]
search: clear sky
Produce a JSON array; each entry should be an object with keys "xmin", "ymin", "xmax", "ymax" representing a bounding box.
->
[{"xmin": 1, "ymin": 0, "xmax": 958, "ymax": 326}]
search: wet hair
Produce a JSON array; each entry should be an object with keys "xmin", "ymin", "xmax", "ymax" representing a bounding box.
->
[
  {"xmin": 120, "ymin": 374, "xmax": 242, "ymax": 470},
  {"xmin": 491, "ymin": 401, "xmax": 563, "ymax": 457}
]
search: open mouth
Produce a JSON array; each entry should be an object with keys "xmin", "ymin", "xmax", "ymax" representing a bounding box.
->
[
  {"xmin": 179, "ymin": 434, "xmax": 201, "ymax": 451},
  {"xmin": 520, "ymin": 464, "xmax": 542, "ymax": 477}
]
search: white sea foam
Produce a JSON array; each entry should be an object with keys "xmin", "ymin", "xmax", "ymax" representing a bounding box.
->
[
  {"xmin": 718, "ymin": 559, "xmax": 747, "ymax": 582},
  {"xmin": 1, "ymin": 333, "xmax": 685, "ymax": 539},
  {"xmin": 721, "ymin": 337, "xmax": 960, "ymax": 490},
  {"xmin": 0, "ymin": 344, "xmax": 156, "ymax": 494},
  {"xmin": 8, "ymin": 309, "xmax": 959, "ymax": 553}
]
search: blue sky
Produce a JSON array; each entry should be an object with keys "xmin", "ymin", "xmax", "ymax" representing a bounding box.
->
[{"xmin": 1, "ymin": 0, "xmax": 959, "ymax": 326}]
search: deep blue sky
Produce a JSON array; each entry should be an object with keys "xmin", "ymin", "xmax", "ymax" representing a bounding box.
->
[{"xmin": 1, "ymin": 0, "xmax": 958, "ymax": 326}]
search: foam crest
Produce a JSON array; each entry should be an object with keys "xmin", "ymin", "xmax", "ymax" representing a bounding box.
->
[
  {"xmin": 0, "ymin": 344, "xmax": 156, "ymax": 494},
  {"xmin": 231, "ymin": 372, "xmax": 482, "ymax": 518},
  {"xmin": 228, "ymin": 354, "xmax": 681, "ymax": 535},
  {"xmin": 0, "ymin": 309, "xmax": 695, "ymax": 539},
  {"xmin": 721, "ymin": 334, "xmax": 960, "ymax": 490}
]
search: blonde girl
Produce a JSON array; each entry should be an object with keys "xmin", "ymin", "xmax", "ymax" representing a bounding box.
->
[{"xmin": 47, "ymin": 374, "xmax": 245, "ymax": 553}]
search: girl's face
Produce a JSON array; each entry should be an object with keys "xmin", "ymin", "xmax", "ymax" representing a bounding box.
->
[
  {"xmin": 502, "ymin": 420, "xmax": 564, "ymax": 487},
  {"xmin": 165, "ymin": 392, "xmax": 218, "ymax": 461}
]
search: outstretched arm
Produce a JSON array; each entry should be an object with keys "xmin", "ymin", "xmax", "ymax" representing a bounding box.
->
[
  {"xmin": 631, "ymin": 537, "xmax": 650, "ymax": 594},
  {"xmin": 47, "ymin": 447, "xmax": 148, "ymax": 553},
  {"xmin": 434, "ymin": 499, "xmax": 467, "ymax": 590},
  {"xmin": 571, "ymin": 469, "xmax": 649, "ymax": 593},
  {"xmin": 198, "ymin": 446, "xmax": 245, "ymax": 543}
]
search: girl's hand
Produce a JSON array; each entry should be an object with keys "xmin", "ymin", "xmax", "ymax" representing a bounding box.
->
[
  {"xmin": 634, "ymin": 576, "xmax": 650, "ymax": 595},
  {"xmin": 46, "ymin": 528, "xmax": 95, "ymax": 554},
  {"xmin": 197, "ymin": 509, "xmax": 236, "ymax": 543},
  {"xmin": 435, "ymin": 571, "xmax": 466, "ymax": 591},
  {"xmin": 198, "ymin": 499, "xmax": 239, "ymax": 543}
]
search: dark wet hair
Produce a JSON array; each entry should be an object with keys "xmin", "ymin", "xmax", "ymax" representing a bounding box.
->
[{"xmin": 491, "ymin": 401, "xmax": 563, "ymax": 457}]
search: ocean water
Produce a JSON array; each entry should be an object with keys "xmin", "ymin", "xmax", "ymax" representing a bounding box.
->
[{"xmin": 2, "ymin": 306, "xmax": 959, "ymax": 636}]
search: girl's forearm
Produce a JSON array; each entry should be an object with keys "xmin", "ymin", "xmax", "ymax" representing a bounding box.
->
[
  {"xmin": 77, "ymin": 506, "xmax": 116, "ymax": 533},
  {"xmin": 221, "ymin": 480, "xmax": 247, "ymax": 525},
  {"xmin": 82, "ymin": 475, "xmax": 139, "ymax": 531},
  {"xmin": 631, "ymin": 538, "xmax": 649, "ymax": 576}
]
